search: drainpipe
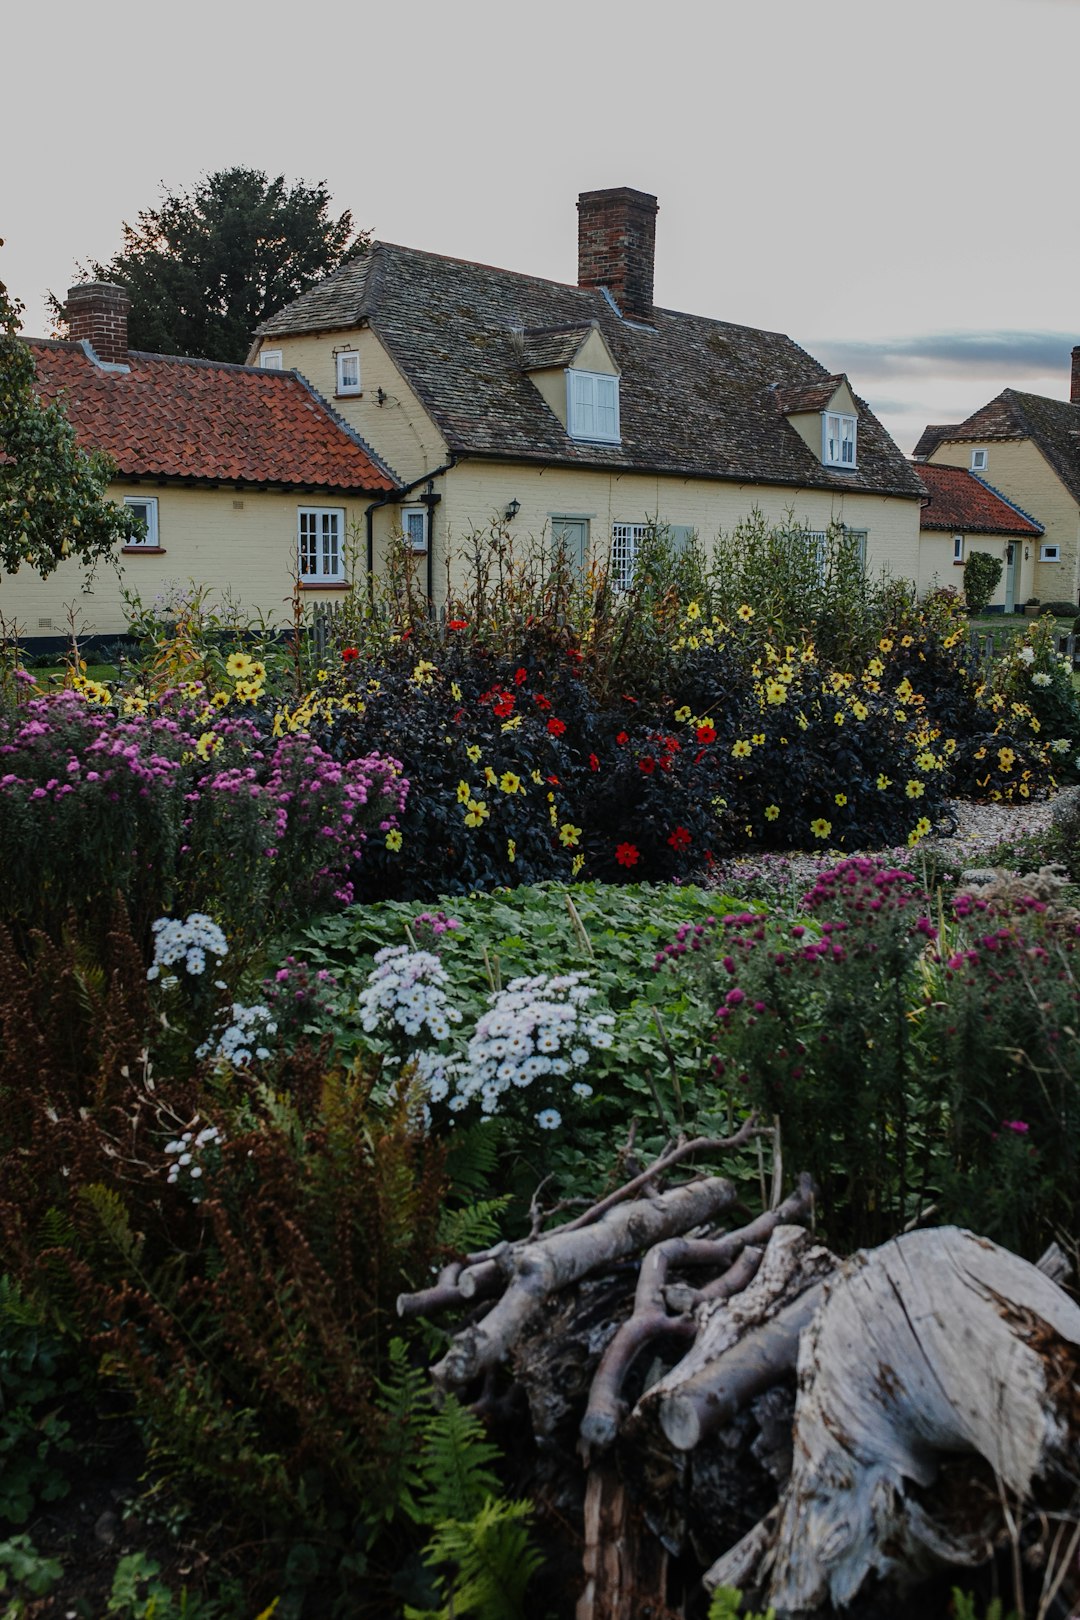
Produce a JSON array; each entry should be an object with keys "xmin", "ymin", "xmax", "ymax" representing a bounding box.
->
[{"xmin": 363, "ymin": 454, "xmax": 457, "ymax": 603}]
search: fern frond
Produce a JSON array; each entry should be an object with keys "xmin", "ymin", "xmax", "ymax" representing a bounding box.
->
[
  {"xmin": 418, "ymin": 1396, "xmax": 501, "ymax": 1524},
  {"xmin": 444, "ymin": 1124, "xmax": 502, "ymax": 1199},
  {"xmin": 438, "ymin": 1196, "xmax": 511, "ymax": 1254},
  {"xmin": 371, "ymin": 1337, "xmax": 430, "ymax": 1523},
  {"xmin": 78, "ymin": 1184, "xmax": 143, "ymax": 1265},
  {"xmin": 407, "ymin": 1496, "xmax": 541, "ymax": 1620}
]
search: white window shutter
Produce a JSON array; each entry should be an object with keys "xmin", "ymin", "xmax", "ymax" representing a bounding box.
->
[{"xmin": 595, "ymin": 374, "xmax": 619, "ymax": 441}]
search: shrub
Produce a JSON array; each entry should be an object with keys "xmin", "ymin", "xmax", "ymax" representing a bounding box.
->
[
  {"xmin": 991, "ymin": 616, "xmax": 1080, "ymax": 785},
  {"xmin": 0, "ymin": 688, "xmax": 406, "ymax": 947},
  {"xmin": 964, "ymin": 550, "xmax": 1004, "ymax": 614}
]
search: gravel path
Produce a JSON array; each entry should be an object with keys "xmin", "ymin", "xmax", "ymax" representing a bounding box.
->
[{"xmin": 710, "ymin": 789, "xmax": 1078, "ymax": 893}]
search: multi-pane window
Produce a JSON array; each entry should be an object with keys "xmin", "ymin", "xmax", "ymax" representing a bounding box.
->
[
  {"xmin": 298, "ymin": 507, "xmax": 345, "ymax": 583},
  {"xmin": 402, "ymin": 506, "xmax": 428, "ymax": 552},
  {"xmin": 803, "ymin": 527, "xmax": 867, "ymax": 580},
  {"xmin": 823, "ymin": 412, "xmax": 857, "ymax": 468},
  {"xmin": 336, "ymin": 351, "xmax": 361, "ymax": 395},
  {"xmin": 123, "ymin": 495, "xmax": 159, "ymax": 546},
  {"xmin": 611, "ymin": 522, "xmax": 650, "ymax": 589},
  {"xmin": 568, "ymin": 370, "xmax": 620, "ymax": 443}
]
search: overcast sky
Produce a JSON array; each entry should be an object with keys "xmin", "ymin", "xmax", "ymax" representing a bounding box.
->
[{"xmin": 4, "ymin": 0, "xmax": 1077, "ymax": 453}]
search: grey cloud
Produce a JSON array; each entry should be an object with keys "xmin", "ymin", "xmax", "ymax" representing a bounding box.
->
[{"xmin": 810, "ymin": 331, "xmax": 1077, "ymax": 382}]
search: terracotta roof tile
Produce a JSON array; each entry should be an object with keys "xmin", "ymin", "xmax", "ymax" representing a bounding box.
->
[
  {"xmin": 24, "ymin": 341, "xmax": 395, "ymax": 494},
  {"xmin": 257, "ymin": 242, "xmax": 923, "ymax": 501},
  {"xmin": 915, "ymin": 461, "xmax": 1042, "ymax": 536}
]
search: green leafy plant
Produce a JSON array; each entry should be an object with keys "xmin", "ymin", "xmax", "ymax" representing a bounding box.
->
[
  {"xmin": 0, "ymin": 1533, "xmax": 63, "ymax": 1607},
  {"xmin": 707, "ymin": 1587, "xmax": 776, "ymax": 1620},
  {"xmin": 964, "ymin": 551, "xmax": 1004, "ymax": 614}
]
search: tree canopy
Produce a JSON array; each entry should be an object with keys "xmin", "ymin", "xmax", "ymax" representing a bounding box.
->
[
  {"xmin": 1, "ymin": 245, "xmax": 136, "ymax": 580},
  {"xmin": 60, "ymin": 167, "xmax": 366, "ymax": 364}
]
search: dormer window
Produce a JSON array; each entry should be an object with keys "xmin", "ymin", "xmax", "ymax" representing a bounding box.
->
[
  {"xmin": 567, "ymin": 370, "xmax": 620, "ymax": 444},
  {"xmin": 336, "ymin": 351, "xmax": 361, "ymax": 396},
  {"xmin": 823, "ymin": 412, "xmax": 857, "ymax": 468}
]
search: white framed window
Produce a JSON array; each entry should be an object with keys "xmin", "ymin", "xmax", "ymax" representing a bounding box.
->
[
  {"xmin": 336, "ymin": 351, "xmax": 361, "ymax": 395},
  {"xmin": 1040, "ymin": 543, "xmax": 1060, "ymax": 562},
  {"xmin": 297, "ymin": 507, "xmax": 345, "ymax": 583},
  {"xmin": 970, "ymin": 449, "xmax": 987, "ymax": 471},
  {"xmin": 953, "ymin": 534, "xmax": 965, "ymax": 563},
  {"xmin": 611, "ymin": 522, "xmax": 650, "ymax": 589},
  {"xmin": 822, "ymin": 413, "xmax": 857, "ymax": 468},
  {"xmin": 260, "ymin": 349, "xmax": 283, "ymax": 370},
  {"xmin": 402, "ymin": 506, "xmax": 429, "ymax": 553},
  {"xmin": 123, "ymin": 495, "xmax": 159, "ymax": 547},
  {"xmin": 800, "ymin": 528, "xmax": 866, "ymax": 580},
  {"xmin": 567, "ymin": 370, "xmax": 620, "ymax": 443}
]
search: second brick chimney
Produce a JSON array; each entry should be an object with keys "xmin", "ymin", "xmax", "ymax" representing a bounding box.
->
[
  {"xmin": 577, "ymin": 187, "xmax": 658, "ymax": 324},
  {"xmin": 1071, "ymin": 344, "xmax": 1080, "ymax": 406},
  {"xmin": 66, "ymin": 282, "xmax": 130, "ymax": 366}
]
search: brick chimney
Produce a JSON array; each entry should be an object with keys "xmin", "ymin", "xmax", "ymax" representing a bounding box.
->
[
  {"xmin": 1071, "ymin": 344, "xmax": 1080, "ymax": 406},
  {"xmin": 577, "ymin": 187, "xmax": 658, "ymax": 323},
  {"xmin": 66, "ymin": 282, "xmax": 130, "ymax": 365}
]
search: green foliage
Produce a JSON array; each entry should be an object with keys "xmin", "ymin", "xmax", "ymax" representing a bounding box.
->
[
  {"xmin": 404, "ymin": 1497, "xmax": 541, "ymax": 1620},
  {"xmin": 707, "ymin": 1587, "xmax": 776, "ymax": 1620},
  {"xmin": 0, "ymin": 245, "xmax": 137, "ymax": 577},
  {"xmin": 61, "ymin": 168, "xmax": 364, "ymax": 364},
  {"xmin": 104, "ymin": 1552, "xmax": 253, "ymax": 1619},
  {"xmin": 0, "ymin": 1533, "xmax": 63, "ymax": 1603},
  {"xmin": 949, "ymin": 1589, "xmax": 1018, "ymax": 1620},
  {"xmin": 964, "ymin": 550, "xmax": 1004, "ymax": 614},
  {"xmin": 0, "ymin": 1277, "xmax": 79, "ymax": 1524}
]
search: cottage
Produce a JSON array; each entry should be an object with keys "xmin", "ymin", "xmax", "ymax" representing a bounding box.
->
[{"xmin": 251, "ymin": 188, "xmax": 925, "ymax": 598}]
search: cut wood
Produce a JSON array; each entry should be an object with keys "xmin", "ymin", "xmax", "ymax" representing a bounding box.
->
[
  {"xmin": 431, "ymin": 1175, "xmax": 739, "ymax": 1390},
  {"xmin": 703, "ymin": 1226, "xmax": 1080, "ymax": 1615}
]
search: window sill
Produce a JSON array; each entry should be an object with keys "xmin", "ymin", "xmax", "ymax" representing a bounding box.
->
[
  {"xmin": 122, "ymin": 545, "xmax": 166, "ymax": 554},
  {"xmin": 335, "ymin": 391, "xmax": 363, "ymax": 400},
  {"xmin": 299, "ymin": 580, "xmax": 350, "ymax": 590}
]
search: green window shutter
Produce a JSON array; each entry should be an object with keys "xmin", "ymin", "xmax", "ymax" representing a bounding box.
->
[{"xmin": 670, "ymin": 524, "xmax": 696, "ymax": 555}]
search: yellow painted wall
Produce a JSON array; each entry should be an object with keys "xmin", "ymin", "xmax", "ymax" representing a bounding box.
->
[
  {"xmin": 928, "ymin": 439, "xmax": 1079, "ymax": 603},
  {"xmin": 251, "ymin": 328, "xmax": 448, "ymax": 487},
  {"xmin": 528, "ymin": 366, "xmax": 568, "ymax": 427},
  {"xmin": 917, "ymin": 531, "xmax": 1022, "ymax": 606},
  {"xmin": 575, "ymin": 327, "xmax": 618, "ymax": 375},
  {"xmin": 432, "ymin": 460, "xmax": 921, "ymax": 601},
  {"xmin": 0, "ymin": 482, "xmax": 373, "ymax": 641}
]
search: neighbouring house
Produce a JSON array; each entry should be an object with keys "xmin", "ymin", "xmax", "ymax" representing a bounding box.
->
[
  {"xmin": 914, "ymin": 461, "xmax": 1043, "ymax": 611},
  {"xmin": 913, "ymin": 348, "xmax": 1080, "ymax": 609},
  {"xmin": 250, "ymin": 187, "xmax": 926, "ymax": 599},
  {"xmin": 3, "ymin": 282, "xmax": 396, "ymax": 650}
]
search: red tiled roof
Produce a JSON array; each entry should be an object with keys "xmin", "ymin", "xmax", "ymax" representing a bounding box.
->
[
  {"xmin": 915, "ymin": 461, "xmax": 1042, "ymax": 536},
  {"xmin": 23, "ymin": 340, "xmax": 395, "ymax": 493}
]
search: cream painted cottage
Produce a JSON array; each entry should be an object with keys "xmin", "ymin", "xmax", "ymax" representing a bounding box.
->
[
  {"xmin": 2, "ymin": 283, "xmax": 394, "ymax": 649},
  {"xmin": 250, "ymin": 188, "xmax": 925, "ymax": 599}
]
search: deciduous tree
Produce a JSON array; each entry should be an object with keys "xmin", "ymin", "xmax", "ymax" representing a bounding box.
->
[{"xmin": 1, "ymin": 247, "xmax": 135, "ymax": 578}]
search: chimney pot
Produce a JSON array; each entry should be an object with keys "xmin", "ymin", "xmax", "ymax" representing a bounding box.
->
[
  {"xmin": 1071, "ymin": 344, "xmax": 1080, "ymax": 406},
  {"xmin": 577, "ymin": 187, "xmax": 658, "ymax": 323},
  {"xmin": 66, "ymin": 281, "xmax": 130, "ymax": 366}
]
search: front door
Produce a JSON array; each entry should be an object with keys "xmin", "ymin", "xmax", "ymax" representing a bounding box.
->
[
  {"xmin": 1004, "ymin": 542, "xmax": 1019, "ymax": 613},
  {"xmin": 552, "ymin": 519, "xmax": 588, "ymax": 571}
]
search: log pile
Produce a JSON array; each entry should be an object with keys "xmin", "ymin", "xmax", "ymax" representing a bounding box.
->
[{"xmin": 400, "ymin": 1131, "xmax": 1080, "ymax": 1618}]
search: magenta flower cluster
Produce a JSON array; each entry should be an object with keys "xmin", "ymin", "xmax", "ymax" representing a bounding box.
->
[{"xmin": 0, "ymin": 690, "xmax": 408, "ymax": 931}]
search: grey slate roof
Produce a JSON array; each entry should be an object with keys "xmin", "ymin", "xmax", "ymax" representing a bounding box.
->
[
  {"xmin": 920, "ymin": 390, "xmax": 1080, "ymax": 506},
  {"xmin": 520, "ymin": 325, "xmax": 597, "ymax": 371},
  {"xmin": 257, "ymin": 242, "xmax": 924, "ymax": 500}
]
